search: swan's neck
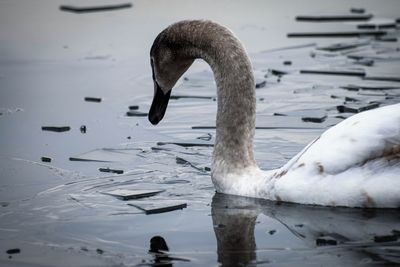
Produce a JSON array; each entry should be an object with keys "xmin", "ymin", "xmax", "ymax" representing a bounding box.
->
[
  {"xmin": 208, "ymin": 35, "xmax": 257, "ymax": 172},
  {"xmin": 209, "ymin": 41, "xmax": 257, "ymax": 183},
  {"xmin": 172, "ymin": 21, "xmax": 258, "ymax": 189}
]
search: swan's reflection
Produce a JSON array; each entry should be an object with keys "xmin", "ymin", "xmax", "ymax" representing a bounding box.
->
[
  {"xmin": 147, "ymin": 235, "xmax": 191, "ymax": 267},
  {"xmin": 148, "ymin": 236, "xmax": 173, "ymax": 267},
  {"xmin": 211, "ymin": 193, "xmax": 400, "ymax": 266}
]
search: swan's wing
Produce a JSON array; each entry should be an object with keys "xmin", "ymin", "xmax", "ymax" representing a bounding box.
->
[
  {"xmin": 273, "ymin": 103, "xmax": 400, "ymax": 207},
  {"xmin": 284, "ymin": 103, "xmax": 400, "ymax": 174}
]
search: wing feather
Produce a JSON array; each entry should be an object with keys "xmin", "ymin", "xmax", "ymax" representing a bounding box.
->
[{"xmin": 285, "ymin": 103, "xmax": 400, "ymax": 175}]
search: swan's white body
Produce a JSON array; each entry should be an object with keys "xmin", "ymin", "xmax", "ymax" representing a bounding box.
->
[
  {"xmin": 150, "ymin": 20, "xmax": 400, "ymax": 208},
  {"xmin": 216, "ymin": 104, "xmax": 400, "ymax": 208}
]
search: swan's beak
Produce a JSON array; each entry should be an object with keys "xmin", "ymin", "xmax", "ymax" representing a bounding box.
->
[{"xmin": 148, "ymin": 79, "xmax": 171, "ymax": 125}]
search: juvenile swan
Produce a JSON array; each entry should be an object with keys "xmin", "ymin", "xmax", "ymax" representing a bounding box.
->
[{"xmin": 148, "ymin": 20, "xmax": 400, "ymax": 208}]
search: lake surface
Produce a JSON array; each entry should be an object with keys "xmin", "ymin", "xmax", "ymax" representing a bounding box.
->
[{"xmin": 0, "ymin": 0, "xmax": 399, "ymax": 266}]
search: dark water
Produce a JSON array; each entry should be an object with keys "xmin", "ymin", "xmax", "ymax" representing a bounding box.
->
[{"xmin": 1, "ymin": 1, "xmax": 400, "ymax": 266}]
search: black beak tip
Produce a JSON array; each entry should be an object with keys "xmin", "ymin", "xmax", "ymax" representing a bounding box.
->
[
  {"xmin": 148, "ymin": 80, "xmax": 171, "ymax": 126},
  {"xmin": 148, "ymin": 112, "xmax": 161, "ymax": 125}
]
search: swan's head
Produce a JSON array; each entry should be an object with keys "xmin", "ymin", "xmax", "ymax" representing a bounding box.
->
[{"xmin": 148, "ymin": 28, "xmax": 194, "ymax": 125}]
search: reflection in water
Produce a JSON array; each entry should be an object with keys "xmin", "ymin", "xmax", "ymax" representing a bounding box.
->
[
  {"xmin": 150, "ymin": 236, "xmax": 170, "ymax": 253},
  {"xmin": 147, "ymin": 236, "xmax": 190, "ymax": 267},
  {"xmin": 149, "ymin": 236, "xmax": 172, "ymax": 267},
  {"xmin": 212, "ymin": 195, "xmax": 258, "ymax": 266},
  {"xmin": 211, "ymin": 193, "xmax": 400, "ymax": 266}
]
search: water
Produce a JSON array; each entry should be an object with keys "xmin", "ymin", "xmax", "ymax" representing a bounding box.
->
[{"xmin": 0, "ymin": 0, "xmax": 400, "ymax": 266}]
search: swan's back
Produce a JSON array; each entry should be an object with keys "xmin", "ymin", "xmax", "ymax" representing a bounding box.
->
[{"xmin": 272, "ymin": 104, "xmax": 400, "ymax": 208}]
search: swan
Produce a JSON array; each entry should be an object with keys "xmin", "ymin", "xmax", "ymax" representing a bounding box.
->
[{"xmin": 148, "ymin": 20, "xmax": 400, "ymax": 208}]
